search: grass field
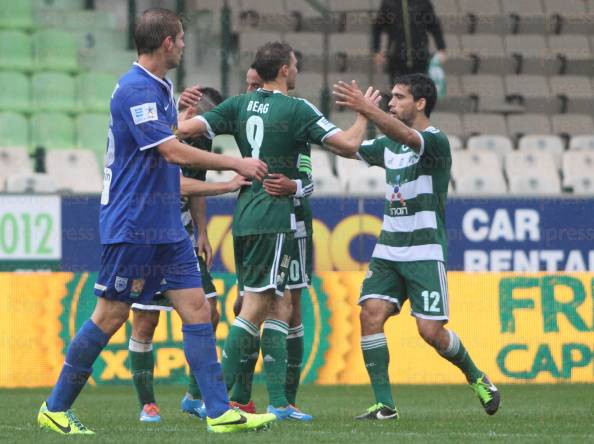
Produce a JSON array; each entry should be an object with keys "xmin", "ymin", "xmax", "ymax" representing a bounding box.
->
[{"xmin": 2, "ymin": 384, "xmax": 592, "ymax": 443}]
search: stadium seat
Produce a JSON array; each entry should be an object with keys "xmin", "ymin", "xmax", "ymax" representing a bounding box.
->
[
  {"xmin": 327, "ymin": 0, "xmax": 376, "ymax": 33},
  {"xmin": 79, "ymin": 49, "xmax": 137, "ymax": 75},
  {"xmin": 458, "ymin": 0, "xmax": 505, "ymax": 34},
  {"xmin": 549, "ymin": 76, "xmax": 594, "ymax": 114},
  {"xmin": 312, "ymin": 171, "xmax": 344, "ymax": 195},
  {"xmin": 76, "ymin": 113, "xmax": 109, "ymax": 161},
  {"xmin": 293, "ymin": 72, "xmax": 324, "ymax": 105},
  {"xmin": 436, "ymin": 75, "xmax": 473, "ymax": 113},
  {"xmin": 543, "ymin": 0, "xmax": 593, "ymax": 34},
  {"xmin": 206, "ymin": 169, "xmax": 236, "ymax": 183},
  {"xmin": 285, "ymin": 33, "xmax": 324, "ymax": 71},
  {"xmin": 466, "ymin": 135, "xmax": 513, "ymax": 161},
  {"xmin": 562, "ymin": 151, "xmax": 594, "ymax": 193},
  {"xmin": 35, "ymin": 9, "xmax": 116, "ymax": 30},
  {"xmin": 5, "ymin": 173, "xmax": 58, "ymax": 193},
  {"xmin": 329, "ymin": 33, "xmax": 371, "ymax": 73},
  {"xmin": 505, "ymin": 35, "xmax": 556, "ymax": 75},
  {"xmin": 440, "ymin": 34, "xmax": 468, "ymax": 75},
  {"xmin": 501, "ymin": 0, "xmax": 547, "ymax": 35},
  {"xmin": 336, "ymin": 155, "xmax": 368, "ymax": 188},
  {"xmin": 569, "ymin": 135, "xmax": 594, "ymax": 151},
  {"xmin": 77, "ymin": 72, "xmax": 117, "ymax": 113},
  {"xmin": 32, "ymin": 72, "xmax": 77, "ymax": 113},
  {"xmin": 212, "ymin": 134, "xmax": 239, "ymax": 156},
  {"xmin": 505, "ymin": 151, "xmax": 558, "ymax": 180},
  {"xmin": 460, "ymin": 35, "xmax": 512, "ymax": 75},
  {"xmin": 31, "ymin": 113, "xmax": 76, "ymax": 149},
  {"xmin": 0, "ymin": 72, "xmax": 31, "ymax": 113},
  {"xmin": 548, "ymin": 35, "xmax": 592, "ymax": 76},
  {"xmin": 0, "ymin": 0, "xmax": 34, "ymax": 30},
  {"xmin": 433, "ymin": 0, "xmax": 465, "ymax": 35},
  {"xmin": 508, "ymin": 171, "xmax": 561, "ymax": 195},
  {"xmin": 431, "ymin": 113, "xmax": 463, "ymax": 138},
  {"xmin": 518, "ymin": 135, "xmax": 564, "ymax": 169},
  {"xmin": 33, "ymin": 29, "xmax": 79, "ymax": 72},
  {"xmin": 463, "ymin": 114, "xmax": 508, "ymax": 137},
  {"xmin": 240, "ymin": 31, "xmax": 282, "ymax": 66},
  {"xmin": 73, "ymin": 30, "xmax": 128, "ymax": 52},
  {"xmin": 45, "ymin": 149, "xmax": 102, "ymax": 193},
  {"xmin": 236, "ymin": 0, "xmax": 292, "ymax": 32},
  {"xmin": 552, "ymin": 114, "xmax": 594, "ymax": 138},
  {"xmin": 507, "ymin": 114, "xmax": 552, "ymax": 140},
  {"xmin": 311, "ymin": 147, "xmax": 334, "ymax": 175},
  {"xmin": 330, "ymin": 110, "xmax": 358, "ymax": 133},
  {"xmin": 461, "ymin": 74, "xmax": 508, "ymax": 111},
  {"xmin": 451, "ymin": 150, "xmax": 502, "ymax": 185},
  {"xmin": 448, "ymin": 135, "xmax": 463, "ymax": 151},
  {"xmin": 0, "ymin": 147, "xmax": 33, "ymax": 189},
  {"xmin": 455, "ymin": 171, "xmax": 508, "ymax": 195},
  {"xmin": 0, "ymin": 112, "xmax": 29, "ymax": 148},
  {"xmin": 33, "ymin": 0, "xmax": 85, "ymax": 10},
  {"xmin": 345, "ymin": 166, "xmax": 385, "ymax": 196},
  {"xmin": 504, "ymin": 75, "xmax": 555, "ymax": 114},
  {"xmin": 0, "ymin": 31, "xmax": 34, "ymax": 72}
]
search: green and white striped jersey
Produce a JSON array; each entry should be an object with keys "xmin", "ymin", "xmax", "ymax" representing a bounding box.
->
[{"xmin": 357, "ymin": 126, "xmax": 451, "ymax": 263}]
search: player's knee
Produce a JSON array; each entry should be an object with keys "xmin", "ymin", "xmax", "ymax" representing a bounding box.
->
[
  {"xmin": 359, "ymin": 304, "xmax": 385, "ymax": 331},
  {"xmin": 132, "ymin": 311, "xmax": 159, "ymax": 341}
]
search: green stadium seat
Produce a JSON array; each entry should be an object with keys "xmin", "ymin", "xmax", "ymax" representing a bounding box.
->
[
  {"xmin": 33, "ymin": 29, "xmax": 79, "ymax": 73},
  {"xmin": 31, "ymin": 113, "xmax": 76, "ymax": 149},
  {"xmin": 0, "ymin": 112, "xmax": 30, "ymax": 148},
  {"xmin": 0, "ymin": 31, "xmax": 34, "ymax": 72},
  {"xmin": 32, "ymin": 72, "xmax": 77, "ymax": 113},
  {"xmin": 76, "ymin": 113, "xmax": 109, "ymax": 161},
  {"xmin": 0, "ymin": 0, "xmax": 34, "ymax": 30},
  {"xmin": 35, "ymin": 10, "xmax": 116, "ymax": 30},
  {"xmin": 74, "ymin": 30, "xmax": 127, "ymax": 52},
  {"xmin": 79, "ymin": 49, "xmax": 137, "ymax": 75},
  {"xmin": 0, "ymin": 72, "xmax": 31, "ymax": 113},
  {"xmin": 33, "ymin": 0, "xmax": 85, "ymax": 10},
  {"xmin": 77, "ymin": 72, "xmax": 117, "ymax": 113}
]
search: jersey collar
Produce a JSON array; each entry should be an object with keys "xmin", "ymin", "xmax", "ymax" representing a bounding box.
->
[
  {"xmin": 257, "ymin": 87, "xmax": 284, "ymax": 95},
  {"xmin": 132, "ymin": 62, "xmax": 174, "ymax": 99}
]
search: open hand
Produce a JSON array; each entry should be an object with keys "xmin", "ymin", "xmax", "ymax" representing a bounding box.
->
[{"xmin": 178, "ymin": 85, "xmax": 202, "ymax": 111}]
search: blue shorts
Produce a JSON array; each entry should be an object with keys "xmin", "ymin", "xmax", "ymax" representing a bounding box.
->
[{"xmin": 94, "ymin": 238, "xmax": 202, "ymax": 304}]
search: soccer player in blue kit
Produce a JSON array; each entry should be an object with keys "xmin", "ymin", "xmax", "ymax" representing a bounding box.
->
[{"xmin": 37, "ymin": 8, "xmax": 276, "ymax": 435}]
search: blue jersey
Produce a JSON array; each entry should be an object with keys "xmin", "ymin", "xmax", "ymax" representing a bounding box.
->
[{"xmin": 100, "ymin": 63, "xmax": 186, "ymax": 244}]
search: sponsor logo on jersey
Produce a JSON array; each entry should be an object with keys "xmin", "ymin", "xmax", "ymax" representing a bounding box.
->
[
  {"xmin": 130, "ymin": 102, "xmax": 158, "ymax": 125},
  {"xmin": 316, "ymin": 117, "xmax": 335, "ymax": 132},
  {"xmin": 130, "ymin": 278, "xmax": 145, "ymax": 298},
  {"xmin": 114, "ymin": 276, "xmax": 128, "ymax": 292}
]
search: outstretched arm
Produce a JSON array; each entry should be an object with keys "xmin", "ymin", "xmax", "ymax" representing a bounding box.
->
[
  {"xmin": 159, "ymin": 138, "xmax": 267, "ymax": 180},
  {"xmin": 333, "ymin": 81, "xmax": 422, "ymax": 152},
  {"xmin": 180, "ymin": 174, "xmax": 251, "ymax": 197}
]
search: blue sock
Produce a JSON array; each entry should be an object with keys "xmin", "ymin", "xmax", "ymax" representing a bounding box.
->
[
  {"xmin": 46, "ymin": 320, "xmax": 108, "ymax": 411},
  {"xmin": 182, "ymin": 323, "xmax": 229, "ymax": 419}
]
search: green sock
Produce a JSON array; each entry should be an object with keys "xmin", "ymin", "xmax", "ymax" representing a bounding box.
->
[
  {"xmin": 186, "ymin": 373, "xmax": 201, "ymax": 399},
  {"xmin": 361, "ymin": 333, "xmax": 395, "ymax": 408},
  {"xmin": 285, "ymin": 324, "xmax": 304, "ymax": 406},
  {"xmin": 261, "ymin": 319, "xmax": 289, "ymax": 408},
  {"xmin": 230, "ymin": 334, "xmax": 260, "ymax": 404},
  {"xmin": 439, "ymin": 330, "xmax": 483, "ymax": 383},
  {"xmin": 222, "ymin": 317, "xmax": 260, "ymax": 391},
  {"xmin": 128, "ymin": 337, "xmax": 155, "ymax": 407}
]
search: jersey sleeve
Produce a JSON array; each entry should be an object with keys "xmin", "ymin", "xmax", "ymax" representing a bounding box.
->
[
  {"xmin": 119, "ymin": 87, "xmax": 175, "ymax": 151},
  {"xmin": 196, "ymin": 96, "xmax": 239, "ymax": 139},
  {"xmin": 295, "ymin": 99, "xmax": 341, "ymax": 146},
  {"xmin": 418, "ymin": 128, "xmax": 451, "ymax": 165},
  {"xmin": 357, "ymin": 138, "xmax": 384, "ymax": 167}
]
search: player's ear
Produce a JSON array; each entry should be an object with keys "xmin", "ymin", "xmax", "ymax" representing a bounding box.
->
[
  {"xmin": 416, "ymin": 97, "xmax": 426, "ymax": 113},
  {"xmin": 280, "ymin": 64, "xmax": 289, "ymax": 78}
]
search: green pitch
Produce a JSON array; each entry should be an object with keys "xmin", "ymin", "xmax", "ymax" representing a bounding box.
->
[{"xmin": 1, "ymin": 385, "xmax": 592, "ymax": 443}]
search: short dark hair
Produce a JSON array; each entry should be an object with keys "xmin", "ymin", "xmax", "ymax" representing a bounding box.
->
[
  {"xmin": 393, "ymin": 73, "xmax": 437, "ymax": 117},
  {"xmin": 252, "ymin": 41, "xmax": 293, "ymax": 82},
  {"xmin": 134, "ymin": 8, "xmax": 181, "ymax": 55},
  {"xmin": 197, "ymin": 87, "xmax": 223, "ymax": 114}
]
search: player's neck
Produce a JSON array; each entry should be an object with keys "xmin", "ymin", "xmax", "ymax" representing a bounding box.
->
[
  {"xmin": 262, "ymin": 79, "xmax": 288, "ymax": 94},
  {"xmin": 137, "ymin": 54, "xmax": 168, "ymax": 79},
  {"xmin": 411, "ymin": 116, "xmax": 430, "ymax": 132}
]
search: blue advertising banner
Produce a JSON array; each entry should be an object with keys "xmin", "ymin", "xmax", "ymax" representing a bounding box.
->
[{"xmin": 50, "ymin": 195, "xmax": 594, "ymax": 272}]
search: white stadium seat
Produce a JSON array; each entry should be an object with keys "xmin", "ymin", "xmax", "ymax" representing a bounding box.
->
[
  {"xmin": 517, "ymin": 135, "xmax": 564, "ymax": 169},
  {"xmin": 345, "ymin": 166, "xmax": 385, "ymax": 196},
  {"xmin": 0, "ymin": 147, "xmax": 32, "ymax": 190},
  {"xmin": 312, "ymin": 170, "xmax": 344, "ymax": 195},
  {"xmin": 452, "ymin": 150, "xmax": 502, "ymax": 184},
  {"xmin": 569, "ymin": 135, "xmax": 594, "ymax": 151},
  {"xmin": 45, "ymin": 149, "xmax": 102, "ymax": 193},
  {"xmin": 455, "ymin": 171, "xmax": 508, "ymax": 195},
  {"xmin": 5, "ymin": 173, "xmax": 58, "ymax": 193},
  {"xmin": 508, "ymin": 172, "xmax": 561, "ymax": 195},
  {"xmin": 562, "ymin": 151, "xmax": 594, "ymax": 194},
  {"xmin": 466, "ymin": 135, "xmax": 513, "ymax": 161}
]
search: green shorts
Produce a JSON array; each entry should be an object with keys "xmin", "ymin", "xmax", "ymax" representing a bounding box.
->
[
  {"xmin": 131, "ymin": 255, "xmax": 217, "ymax": 312},
  {"xmin": 359, "ymin": 258, "xmax": 450, "ymax": 321},
  {"xmin": 286, "ymin": 235, "xmax": 312, "ymax": 289},
  {"xmin": 234, "ymin": 232, "xmax": 294, "ymax": 296}
]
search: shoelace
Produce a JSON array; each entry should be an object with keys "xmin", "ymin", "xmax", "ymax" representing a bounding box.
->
[
  {"xmin": 66, "ymin": 410, "xmax": 87, "ymax": 431},
  {"xmin": 145, "ymin": 404, "xmax": 160, "ymax": 415}
]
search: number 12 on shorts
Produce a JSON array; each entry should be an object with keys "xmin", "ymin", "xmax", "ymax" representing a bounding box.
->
[{"xmin": 422, "ymin": 290, "xmax": 441, "ymax": 313}]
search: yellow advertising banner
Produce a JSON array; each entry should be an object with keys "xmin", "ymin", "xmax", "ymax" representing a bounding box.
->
[{"xmin": 0, "ymin": 272, "xmax": 592, "ymax": 387}]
